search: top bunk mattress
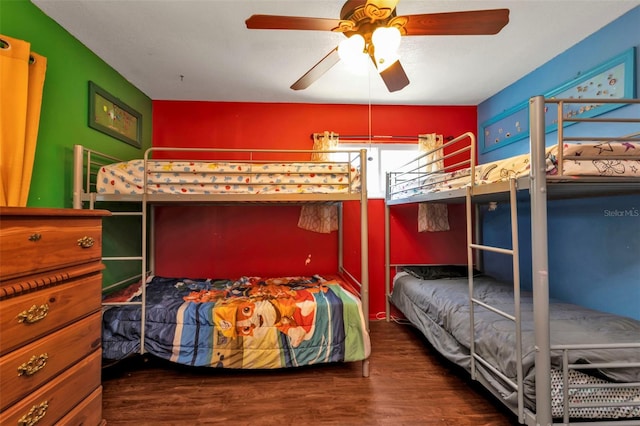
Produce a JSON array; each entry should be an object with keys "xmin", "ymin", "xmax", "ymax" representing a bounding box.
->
[
  {"xmin": 97, "ymin": 159, "xmax": 361, "ymax": 195},
  {"xmin": 388, "ymin": 141, "xmax": 640, "ymax": 201}
]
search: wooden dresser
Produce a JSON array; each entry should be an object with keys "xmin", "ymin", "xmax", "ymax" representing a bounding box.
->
[{"xmin": 0, "ymin": 207, "xmax": 109, "ymax": 426}]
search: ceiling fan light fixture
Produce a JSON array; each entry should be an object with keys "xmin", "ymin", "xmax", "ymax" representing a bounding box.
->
[
  {"xmin": 371, "ymin": 26, "xmax": 401, "ymax": 54},
  {"xmin": 338, "ymin": 34, "xmax": 369, "ymax": 74},
  {"xmin": 338, "ymin": 34, "xmax": 365, "ymax": 60},
  {"xmin": 371, "ymin": 26, "xmax": 401, "ymax": 72},
  {"xmin": 247, "ymin": 4, "xmax": 510, "ymax": 92}
]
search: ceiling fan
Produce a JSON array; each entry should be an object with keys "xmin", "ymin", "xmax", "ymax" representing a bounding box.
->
[{"xmin": 245, "ymin": 0, "xmax": 509, "ymax": 93}]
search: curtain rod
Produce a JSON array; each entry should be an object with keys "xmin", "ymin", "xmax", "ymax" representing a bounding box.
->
[
  {"xmin": 310, "ymin": 134, "xmax": 416, "ymax": 140},
  {"xmin": 309, "ymin": 134, "xmax": 454, "ymax": 141}
]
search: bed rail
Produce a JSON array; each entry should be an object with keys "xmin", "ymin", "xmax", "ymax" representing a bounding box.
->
[
  {"xmin": 73, "ymin": 145, "xmax": 125, "ymax": 209},
  {"xmin": 551, "ymin": 97, "xmax": 640, "ymax": 178},
  {"xmin": 386, "ymin": 132, "xmax": 476, "ymax": 204},
  {"xmin": 553, "ymin": 342, "xmax": 640, "ymax": 425}
]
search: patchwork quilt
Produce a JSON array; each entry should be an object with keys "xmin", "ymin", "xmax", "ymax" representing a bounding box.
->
[{"xmin": 102, "ymin": 275, "xmax": 370, "ymax": 369}]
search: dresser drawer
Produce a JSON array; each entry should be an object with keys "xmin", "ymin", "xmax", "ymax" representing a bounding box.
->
[
  {"xmin": 0, "ymin": 349, "xmax": 101, "ymax": 426},
  {"xmin": 56, "ymin": 386, "xmax": 104, "ymax": 426},
  {"xmin": 0, "ymin": 273, "xmax": 102, "ymax": 355},
  {"xmin": 0, "ymin": 214, "xmax": 103, "ymax": 281},
  {"xmin": 0, "ymin": 312, "xmax": 102, "ymax": 410}
]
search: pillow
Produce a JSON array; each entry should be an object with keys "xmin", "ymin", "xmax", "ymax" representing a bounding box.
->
[
  {"xmin": 401, "ymin": 265, "xmax": 470, "ymax": 280},
  {"xmin": 102, "ymin": 280, "xmax": 143, "ymax": 303}
]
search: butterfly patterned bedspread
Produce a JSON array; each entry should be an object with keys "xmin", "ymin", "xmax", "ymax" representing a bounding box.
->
[
  {"xmin": 390, "ymin": 142, "xmax": 640, "ymax": 200},
  {"xmin": 102, "ymin": 275, "xmax": 371, "ymax": 369}
]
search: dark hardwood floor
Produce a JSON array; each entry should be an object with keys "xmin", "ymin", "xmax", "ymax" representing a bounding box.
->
[{"xmin": 101, "ymin": 320, "xmax": 520, "ymax": 425}]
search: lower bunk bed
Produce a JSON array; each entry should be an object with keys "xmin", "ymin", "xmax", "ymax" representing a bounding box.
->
[
  {"xmin": 102, "ymin": 274, "xmax": 371, "ymax": 370},
  {"xmin": 390, "ymin": 268, "xmax": 640, "ymax": 423}
]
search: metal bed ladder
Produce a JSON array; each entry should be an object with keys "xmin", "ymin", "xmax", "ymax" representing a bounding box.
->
[
  {"xmin": 100, "ymin": 204, "xmax": 148, "ymax": 355},
  {"xmin": 73, "ymin": 144, "xmax": 149, "ymax": 356},
  {"xmin": 465, "ymin": 179, "xmax": 526, "ymax": 424}
]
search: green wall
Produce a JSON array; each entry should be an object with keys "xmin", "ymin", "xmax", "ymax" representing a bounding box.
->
[
  {"xmin": 0, "ymin": 0, "xmax": 152, "ymax": 208},
  {"xmin": 1, "ymin": 0, "xmax": 151, "ymax": 287}
]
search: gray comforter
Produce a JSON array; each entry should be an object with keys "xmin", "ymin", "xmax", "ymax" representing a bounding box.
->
[{"xmin": 391, "ymin": 272, "xmax": 640, "ymax": 410}]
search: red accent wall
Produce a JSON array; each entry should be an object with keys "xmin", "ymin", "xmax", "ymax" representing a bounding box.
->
[{"xmin": 152, "ymin": 101, "xmax": 476, "ymax": 317}]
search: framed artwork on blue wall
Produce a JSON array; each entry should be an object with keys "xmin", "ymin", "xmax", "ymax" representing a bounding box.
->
[{"xmin": 480, "ymin": 47, "xmax": 636, "ymax": 154}]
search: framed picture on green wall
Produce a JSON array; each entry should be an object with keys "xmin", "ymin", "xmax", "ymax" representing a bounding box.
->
[{"xmin": 88, "ymin": 81, "xmax": 142, "ymax": 148}]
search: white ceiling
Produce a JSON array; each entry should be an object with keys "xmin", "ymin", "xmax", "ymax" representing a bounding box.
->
[{"xmin": 32, "ymin": 0, "xmax": 639, "ymax": 105}]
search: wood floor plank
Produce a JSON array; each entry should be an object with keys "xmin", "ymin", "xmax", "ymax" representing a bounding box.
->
[{"xmin": 102, "ymin": 320, "xmax": 520, "ymax": 425}]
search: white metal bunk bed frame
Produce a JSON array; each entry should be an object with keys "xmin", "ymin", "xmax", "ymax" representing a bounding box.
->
[
  {"xmin": 384, "ymin": 96, "xmax": 640, "ymax": 426},
  {"xmin": 73, "ymin": 146, "xmax": 371, "ymax": 377}
]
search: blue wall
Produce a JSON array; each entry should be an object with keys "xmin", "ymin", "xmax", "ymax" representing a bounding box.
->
[{"xmin": 477, "ymin": 7, "xmax": 640, "ymax": 320}]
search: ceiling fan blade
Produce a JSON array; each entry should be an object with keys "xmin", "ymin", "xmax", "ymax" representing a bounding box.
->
[
  {"xmin": 291, "ymin": 48, "xmax": 341, "ymax": 90},
  {"xmin": 246, "ymin": 15, "xmax": 342, "ymax": 31},
  {"xmin": 379, "ymin": 60, "xmax": 410, "ymax": 92},
  {"xmin": 401, "ymin": 9, "xmax": 509, "ymax": 36}
]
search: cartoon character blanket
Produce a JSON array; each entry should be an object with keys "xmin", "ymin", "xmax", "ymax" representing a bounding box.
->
[{"xmin": 102, "ymin": 275, "xmax": 371, "ymax": 369}]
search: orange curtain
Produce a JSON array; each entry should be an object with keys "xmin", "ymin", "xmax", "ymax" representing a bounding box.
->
[{"xmin": 0, "ymin": 34, "xmax": 47, "ymax": 207}]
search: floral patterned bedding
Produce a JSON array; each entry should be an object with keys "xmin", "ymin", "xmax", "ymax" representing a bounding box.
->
[
  {"xmin": 97, "ymin": 160, "xmax": 361, "ymax": 195},
  {"xmin": 102, "ymin": 275, "xmax": 370, "ymax": 369},
  {"xmin": 389, "ymin": 142, "xmax": 640, "ymax": 200}
]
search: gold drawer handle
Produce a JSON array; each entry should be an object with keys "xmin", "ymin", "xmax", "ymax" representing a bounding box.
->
[
  {"xmin": 17, "ymin": 304, "xmax": 49, "ymax": 324},
  {"xmin": 28, "ymin": 233, "xmax": 42, "ymax": 242},
  {"xmin": 17, "ymin": 353, "xmax": 48, "ymax": 376},
  {"xmin": 18, "ymin": 401, "xmax": 48, "ymax": 426},
  {"xmin": 77, "ymin": 236, "xmax": 95, "ymax": 248}
]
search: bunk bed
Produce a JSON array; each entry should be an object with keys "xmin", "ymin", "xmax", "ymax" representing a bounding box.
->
[
  {"xmin": 384, "ymin": 96, "xmax": 640, "ymax": 425},
  {"xmin": 73, "ymin": 146, "xmax": 371, "ymax": 376}
]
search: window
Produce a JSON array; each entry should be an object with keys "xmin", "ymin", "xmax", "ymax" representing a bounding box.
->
[{"xmin": 331, "ymin": 143, "xmax": 420, "ymax": 199}]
